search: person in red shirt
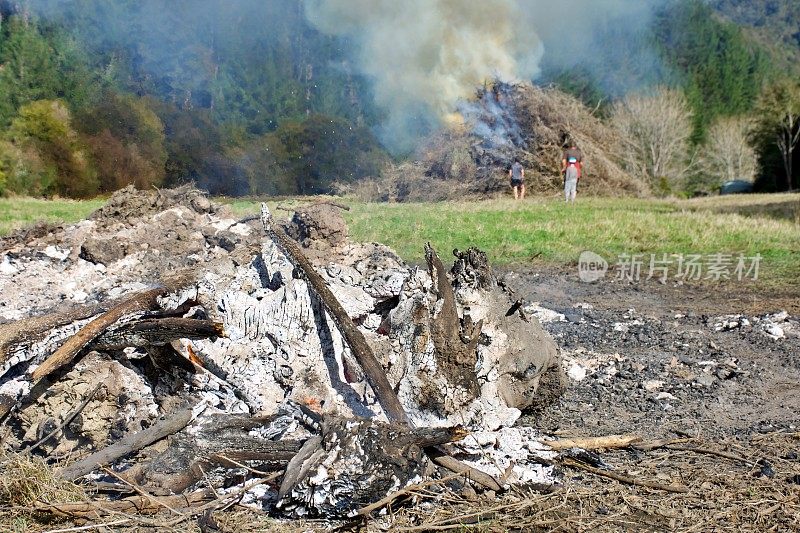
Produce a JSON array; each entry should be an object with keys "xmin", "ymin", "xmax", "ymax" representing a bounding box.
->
[{"xmin": 561, "ymin": 141, "xmax": 583, "ymax": 202}]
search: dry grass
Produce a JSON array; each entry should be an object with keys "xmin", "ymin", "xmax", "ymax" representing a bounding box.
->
[
  {"xmin": 345, "ymin": 83, "xmax": 649, "ymax": 202},
  {"xmin": 513, "ymin": 84, "xmax": 649, "ymax": 198},
  {"xmin": 677, "ymin": 193, "xmax": 800, "ymax": 223},
  {"xmin": 3, "ymin": 432, "xmax": 795, "ymax": 532},
  {"xmin": 0, "ymin": 451, "xmax": 86, "ymax": 531},
  {"xmin": 679, "ymin": 192, "xmax": 799, "ymax": 208}
]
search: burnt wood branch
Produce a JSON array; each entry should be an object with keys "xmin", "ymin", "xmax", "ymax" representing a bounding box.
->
[
  {"xmin": 0, "ymin": 300, "xmax": 112, "ymax": 367},
  {"xmin": 59, "ymin": 406, "xmax": 193, "ymax": 481},
  {"xmin": 135, "ymin": 446, "xmax": 300, "ymax": 494},
  {"xmin": 89, "ymin": 318, "xmax": 224, "ymax": 350},
  {"xmin": 0, "ymin": 279, "xmax": 198, "ymax": 419},
  {"xmin": 0, "ymin": 289, "xmax": 167, "ymax": 420},
  {"xmin": 129, "ymin": 413, "xmax": 306, "ymax": 492},
  {"xmin": 31, "ymin": 287, "xmax": 170, "ymax": 381},
  {"xmin": 424, "ymin": 447, "xmax": 503, "ymax": 492},
  {"xmin": 0, "ymin": 277, "xmax": 196, "ymax": 369},
  {"xmin": 260, "ymin": 204, "xmax": 409, "ymax": 425}
]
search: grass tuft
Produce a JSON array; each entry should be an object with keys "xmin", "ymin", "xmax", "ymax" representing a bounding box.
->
[{"xmin": 0, "ymin": 452, "xmax": 85, "ymax": 509}]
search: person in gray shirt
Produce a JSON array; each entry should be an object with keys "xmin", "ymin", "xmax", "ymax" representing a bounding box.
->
[{"xmin": 509, "ymin": 159, "xmax": 525, "ymax": 200}]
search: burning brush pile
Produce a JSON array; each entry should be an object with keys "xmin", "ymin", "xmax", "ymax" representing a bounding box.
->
[
  {"xmin": 0, "ymin": 186, "xmax": 606, "ymax": 528},
  {"xmin": 346, "ymin": 82, "xmax": 649, "ymax": 202}
]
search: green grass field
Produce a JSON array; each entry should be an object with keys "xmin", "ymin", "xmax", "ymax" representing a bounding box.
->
[
  {"xmin": 3, "ymin": 194, "xmax": 798, "ymax": 288},
  {"xmin": 0, "ymin": 197, "xmax": 105, "ymax": 236}
]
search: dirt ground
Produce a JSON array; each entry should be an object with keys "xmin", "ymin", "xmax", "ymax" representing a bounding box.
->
[
  {"xmin": 505, "ymin": 265, "xmax": 799, "ymax": 439},
  {"xmin": 467, "ymin": 266, "xmax": 800, "ymax": 531}
]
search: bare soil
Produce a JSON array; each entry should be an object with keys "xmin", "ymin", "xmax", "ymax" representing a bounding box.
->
[{"xmin": 504, "ymin": 266, "xmax": 799, "ymax": 440}]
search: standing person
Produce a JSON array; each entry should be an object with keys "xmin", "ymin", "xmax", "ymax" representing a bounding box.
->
[
  {"xmin": 561, "ymin": 141, "xmax": 583, "ymax": 203},
  {"xmin": 509, "ymin": 159, "xmax": 525, "ymax": 200}
]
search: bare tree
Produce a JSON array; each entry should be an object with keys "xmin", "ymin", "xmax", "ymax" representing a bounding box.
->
[
  {"xmin": 697, "ymin": 116, "xmax": 759, "ymax": 189},
  {"xmin": 611, "ymin": 87, "xmax": 694, "ymax": 194},
  {"xmin": 753, "ymin": 79, "xmax": 800, "ymax": 192}
]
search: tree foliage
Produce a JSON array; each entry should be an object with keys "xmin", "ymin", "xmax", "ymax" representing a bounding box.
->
[
  {"xmin": 0, "ymin": 1, "xmax": 385, "ymax": 198},
  {"xmin": 5, "ymin": 99, "xmax": 97, "ymax": 197},
  {"xmin": 654, "ymin": 0, "xmax": 769, "ymax": 142},
  {"xmin": 237, "ymin": 114, "xmax": 389, "ymax": 196},
  {"xmin": 752, "ymin": 78, "xmax": 800, "ymax": 191},
  {"xmin": 611, "ymin": 87, "xmax": 694, "ymax": 195},
  {"xmin": 0, "ymin": 0, "xmax": 795, "ymax": 198},
  {"xmin": 81, "ymin": 91, "xmax": 167, "ymax": 191}
]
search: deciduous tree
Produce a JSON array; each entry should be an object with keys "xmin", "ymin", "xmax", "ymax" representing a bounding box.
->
[
  {"xmin": 8, "ymin": 99, "xmax": 98, "ymax": 197},
  {"xmin": 695, "ymin": 116, "xmax": 758, "ymax": 191},
  {"xmin": 752, "ymin": 79, "xmax": 800, "ymax": 191},
  {"xmin": 611, "ymin": 87, "xmax": 694, "ymax": 194}
]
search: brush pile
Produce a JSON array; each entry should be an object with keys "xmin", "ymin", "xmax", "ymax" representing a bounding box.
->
[
  {"xmin": 344, "ymin": 82, "xmax": 649, "ymax": 201},
  {"xmin": 0, "ymin": 186, "xmax": 573, "ymax": 528}
]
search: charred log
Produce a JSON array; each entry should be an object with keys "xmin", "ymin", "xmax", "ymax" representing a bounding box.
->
[
  {"xmin": 277, "ymin": 417, "xmax": 468, "ymax": 518},
  {"xmin": 260, "ymin": 204, "xmax": 409, "ymax": 425},
  {"xmin": 425, "ymin": 243, "xmax": 482, "ymax": 401},
  {"xmin": 89, "ymin": 318, "xmax": 224, "ymax": 350}
]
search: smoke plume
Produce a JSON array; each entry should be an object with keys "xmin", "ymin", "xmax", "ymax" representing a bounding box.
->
[
  {"xmin": 304, "ymin": 0, "xmax": 665, "ymax": 152},
  {"xmin": 304, "ymin": 0, "xmax": 544, "ymax": 152}
]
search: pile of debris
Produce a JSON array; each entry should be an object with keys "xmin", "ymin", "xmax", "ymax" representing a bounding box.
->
[
  {"xmin": 0, "ymin": 187, "xmax": 580, "ymax": 526},
  {"xmin": 343, "ymin": 82, "xmax": 648, "ymax": 202}
]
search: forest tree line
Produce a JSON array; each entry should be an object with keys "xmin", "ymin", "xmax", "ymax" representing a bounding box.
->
[{"xmin": 0, "ymin": 0, "xmax": 797, "ymax": 198}]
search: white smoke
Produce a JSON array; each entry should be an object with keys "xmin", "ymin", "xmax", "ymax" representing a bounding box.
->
[
  {"xmin": 304, "ymin": 0, "xmax": 544, "ymax": 152},
  {"xmin": 304, "ymin": 0, "xmax": 664, "ymax": 152}
]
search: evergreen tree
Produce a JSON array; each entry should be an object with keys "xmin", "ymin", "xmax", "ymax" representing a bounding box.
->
[
  {"xmin": 655, "ymin": 0, "xmax": 769, "ymax": 142},
  {"xmin": 0, "ymin": 16, "xmax": 61, "ymax": 125}
]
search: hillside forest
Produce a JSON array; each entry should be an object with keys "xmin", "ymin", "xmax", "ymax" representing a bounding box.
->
[{"xmin": 0, "ymin": 0, "xmax": 798, "ymax": 199}]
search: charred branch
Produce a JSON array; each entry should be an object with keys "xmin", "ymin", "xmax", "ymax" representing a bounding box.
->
[
  {"xmin": 59, "ymin": 406, "xmax": 194, "ymax": 481},
  {"xmin": 260, "ymin": 204, "xmax": 409, "ymax": 425},
  {"xmin": 89, "ymin": 318, "xmax": 224, "ymax": 350}
]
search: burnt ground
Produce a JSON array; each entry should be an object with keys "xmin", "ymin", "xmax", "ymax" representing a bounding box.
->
[
  {"xmin": 368, "ymin": 267, "xmax": 800, "ymax": 532},
  {"xmin": 458, "ymin": 266, "xmax": 800, "ymax": 531},
  {"xmin": 1, "ymin": 190, "xmax": 797, "ymax": 530},
  {"xmin": 504, "ymin": 266, "xmax": 799, "ymax": 440}
]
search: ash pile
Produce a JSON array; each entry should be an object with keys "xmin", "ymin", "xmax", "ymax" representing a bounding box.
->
[{"xmin": 0, "ymin": 187, "xmax": 572, "ymax": 522}]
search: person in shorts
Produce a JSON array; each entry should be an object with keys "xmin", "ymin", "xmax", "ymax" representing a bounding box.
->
[{"xmin": 509, "ymin": 159, "xmax": 525, "ymax": 200}]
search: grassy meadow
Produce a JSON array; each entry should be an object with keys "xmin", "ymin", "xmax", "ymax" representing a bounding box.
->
[
  {"xmin": 2, "ymin": 194, "xmax": 799, "ymax": 288},
  {"xmin": 0, "ymin": 197, "xmax": 105, "ymax": 236}
]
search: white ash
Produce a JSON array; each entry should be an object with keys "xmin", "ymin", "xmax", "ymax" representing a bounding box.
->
[
  {"xmin": 1, "ymin": 188, "xmax": 567, "ymax": 514},
  {"xmin": 562, "ymin": 349, "xmax": 625, "ymax": 383},
  {"xmin": 451, "ymin": 427, "xmax": 558, "ymax": 488},
  {"xmin": 709, "ymin": 311, "xmax": 797, "ymax": 340},
  {"xmin": 524, "ymin": 301, "xmax": 566, "ymax": 323}
]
